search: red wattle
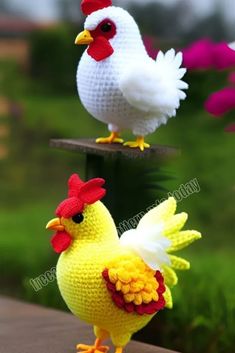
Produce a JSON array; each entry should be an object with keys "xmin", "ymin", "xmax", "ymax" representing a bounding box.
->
[
  {"xmin": 51, "ymin": 231, "xmax": 72, "ymax": 253},
  {"xmin": 87, "ymin": 37, "xmax": 114, "ymax": 61}
]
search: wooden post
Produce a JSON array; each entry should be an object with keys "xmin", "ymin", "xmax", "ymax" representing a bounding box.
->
[
  {"xmin": 50, "ymin": 138, "xmax": 180, "ymax": 224},
  {"xmin": 86, "ymin": 153, "xmax": 104, "ymax": 180}
]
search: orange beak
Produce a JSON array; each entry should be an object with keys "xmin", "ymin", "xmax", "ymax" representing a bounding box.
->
[
  {"xmin": 75, "ymin": 30, "xmax": 94, "ymax": 45},
  {"xmin": 46, "ymin": 218, "xmax": 65, "ymax": 232}
]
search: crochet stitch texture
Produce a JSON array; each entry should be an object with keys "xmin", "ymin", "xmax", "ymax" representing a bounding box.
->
[
  {"xmin": 77, "ymin": 6, "xmax": 188, "ymax": 137},
  {"xmin": 47, "ymin": 174, "xmax": 201, "ymax": 348}
]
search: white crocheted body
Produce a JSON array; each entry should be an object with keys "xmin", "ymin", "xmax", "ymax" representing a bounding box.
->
[
  {"xmin": 77, "ymin": 6, "xmax": 188, "ymax": 136},
  {"xmin": 77, "ymin": 51, "xmax": 165, "ymax": 136}
]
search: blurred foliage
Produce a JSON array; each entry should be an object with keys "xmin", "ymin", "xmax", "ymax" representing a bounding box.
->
[
  {"xmin": 185, "ymin": 10, "xmax": 229, "ymax": 42},
  {"xmin": 29, "ymin": 25, "xmax": 84, "ymax": 93},
  {"xmin": 128, "ymin": 2, "xmax": 187, "ymax": 40},
  {"xmin": 127, "ymin": 1, "xmax": 234, "ymax": 43},
  {"xmin": 58, "ymin": 0, "xmax": 82, "ymax": 23},
  {"xmin": 56, "ymin": 0, "xmax": 235, "ymax": 42}
]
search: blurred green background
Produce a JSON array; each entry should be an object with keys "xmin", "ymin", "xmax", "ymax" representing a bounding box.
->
[{"xmin": 0, "ymin": 1, "xmax": 235, "ymax": 353}]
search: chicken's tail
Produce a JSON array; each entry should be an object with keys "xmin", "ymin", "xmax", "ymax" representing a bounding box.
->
[
  {"xmin": 154, "ymin": 49, "xmax": 188, "ymax": 118},
  {"xmin": 161, "ymin": 197, "xmax": 201, "ymax": 308},
  {"xmin": 135, "ymin": 197, "xmax": 201, "ymax": 309}
]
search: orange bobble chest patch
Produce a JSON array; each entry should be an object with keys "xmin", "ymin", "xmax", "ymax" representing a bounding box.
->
[{"xmin": 102, "ymin": 260, "xmax": 166, "ymax": 315}]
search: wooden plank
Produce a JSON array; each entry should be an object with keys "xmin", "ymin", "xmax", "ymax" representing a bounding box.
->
[
  {"xmin": 0, "ymin": 296, "xmax": 179, "ymax": 353},
  {"xmin": 50, "ymin": 139, "xmax": 180, "ymax": 160}
]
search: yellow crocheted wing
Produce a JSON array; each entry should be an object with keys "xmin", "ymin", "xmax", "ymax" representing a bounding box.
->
[
  {"xmin": 138, "ymin": 197, "xmax": 202, "ymax": 309},
  {"xmin": 102, "ymin": 254, "xmax": 166, "ymax": 315}
]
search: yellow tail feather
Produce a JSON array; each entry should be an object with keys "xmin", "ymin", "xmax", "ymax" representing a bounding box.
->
[
  {"xmin": 167, "ymin": 230, "xmax": 202, "ymax": 253},
  {"xmin": 169, "ymin": 255, "xmax": 190, "ymax": 270}
]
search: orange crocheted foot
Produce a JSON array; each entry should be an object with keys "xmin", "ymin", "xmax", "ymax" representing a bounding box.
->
[
  {"xmin": 96, "ymin": 132, "xmax": 123, "ymax": 144},
  {"xmin": 124, "ymin": 136, "xmax": 150, "ymax": 151},
  {"xmin": 77, "ymin": 339, "xmax": 110, "ymax": 353}
]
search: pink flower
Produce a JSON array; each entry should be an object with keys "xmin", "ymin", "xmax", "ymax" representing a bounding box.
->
[
  {"xmin": 213, "ymin": 42, "xmax": 235, "ymax": 70},
  {"xmin": 144, "ymin": 36, "xmax": 235, "ymax": 70},
  {"xmin": 205, "ymin": 84, "xmax": 235, "ymax": 133},
  {"xmin": 205, "ymin": 87, "xmax": 235, "ymax": 116},
  {"xmin": 181, "ymin": 39, "xmax": 235, "ymax": 70},
  {"xmin": 182, "ymin": 39, "xmax": 215, "ymax": 70},
  {"xmin": 143, "ymin": 35, "xmax": 235, "ymax": 132}
]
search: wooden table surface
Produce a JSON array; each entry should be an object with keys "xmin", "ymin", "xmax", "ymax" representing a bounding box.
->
[
  {"xmin": 50, "ymin": 138, "xmax": 179, "ymax": 160},
  {"xmin": 0, "ymin": 296, "xmax": 179, "ymax": 353}
]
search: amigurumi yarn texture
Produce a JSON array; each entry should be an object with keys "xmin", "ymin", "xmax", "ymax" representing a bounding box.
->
[{"xmin": 46, "ymin": 173, "xmax": 201, "ymax": 352}]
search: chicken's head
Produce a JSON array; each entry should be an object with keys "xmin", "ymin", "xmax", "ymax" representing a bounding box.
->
[
  {"xmin": 46, "ymin": 174, "xmax": 116, "ymax": 253},
  {"xmin": 75, "ymin": 0, "xmax": 144, "ymax": 61}
]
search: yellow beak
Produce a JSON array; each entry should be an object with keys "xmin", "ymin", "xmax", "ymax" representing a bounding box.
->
[
  {"xmin": 75, "ymin": 30, "xmax": 94, "ymax": 45},
  {"xmin": 46, "ymin": 218, "xmax": 65, "ymax": 232}
]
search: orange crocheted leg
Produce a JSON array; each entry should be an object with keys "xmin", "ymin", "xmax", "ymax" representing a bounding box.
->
[
  {"xmin": 77, "ymin": 338, "xmax": 109, "ymax": 353},
  {"xmin": 96, "ymin": 132, "xmax": 123, "ymax": 144},
  {"xmin": 94, "ymin": 326, "xmax": 109, "ymax": 342},
  {"xmin": 115, "ymin": 347, "xmax": 123, "ymax": 353}
]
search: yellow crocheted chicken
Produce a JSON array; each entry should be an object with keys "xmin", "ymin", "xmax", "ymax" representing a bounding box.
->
[{"xmin": 46, "ymin": 174, "xmax": 201, "ymax": 353}]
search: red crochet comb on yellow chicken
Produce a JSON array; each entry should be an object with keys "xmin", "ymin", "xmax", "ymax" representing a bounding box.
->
[{"xmin": 46, "ymin": 173, "xmax": 201, "ymax": 353}]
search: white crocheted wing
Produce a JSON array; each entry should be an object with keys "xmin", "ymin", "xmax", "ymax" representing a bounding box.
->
[
  {"xmin": 120, "ymin": 197, "xmax": 201, "ymax": 272},
  {"xmin": 119, "ymin": 49, "xmax": 188, "ymax": 117},
  {"xmin": 120, "ymin": 197, "xmax": 201, "ymax": 308},
  {"xmin": 120, "ymin": 223, "xmax": 171, "ymax": 271}
]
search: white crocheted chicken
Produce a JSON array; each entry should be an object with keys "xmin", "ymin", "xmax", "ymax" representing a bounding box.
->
[{"xmin": 75, "ymin": 0, "xmax": 188, "ymax": 151}]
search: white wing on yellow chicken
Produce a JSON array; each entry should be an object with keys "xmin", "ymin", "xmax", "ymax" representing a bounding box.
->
[{"xmin": 120, "ymin": 197, "xmax": 201, "ymax": 308}]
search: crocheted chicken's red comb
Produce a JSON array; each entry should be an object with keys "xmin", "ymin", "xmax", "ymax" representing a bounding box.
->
[
  {"xmin": 81, "ymin": 0, "xmax": 112, "ymax": 16},
  {"xmin": 56, "ymin": 174, "xmax": 106, "ymax": 218}
]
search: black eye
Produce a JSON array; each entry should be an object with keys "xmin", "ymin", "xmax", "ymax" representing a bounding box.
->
[
  {"xmin": 72, "ymin": 213, "xmax": 84, "ymax": 224},
  {"xmin": 100, "ymin": 22, "xmax": 112, "ymax": 32}
]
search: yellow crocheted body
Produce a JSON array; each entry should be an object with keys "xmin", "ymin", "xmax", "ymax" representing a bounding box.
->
[
  {"xmin": 57, "ymin": 202, "xmax": 154, "ymax": 347},
  {"xmin": 55, "ymin": 197, "xmax": 201, "ymax": 348}
]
